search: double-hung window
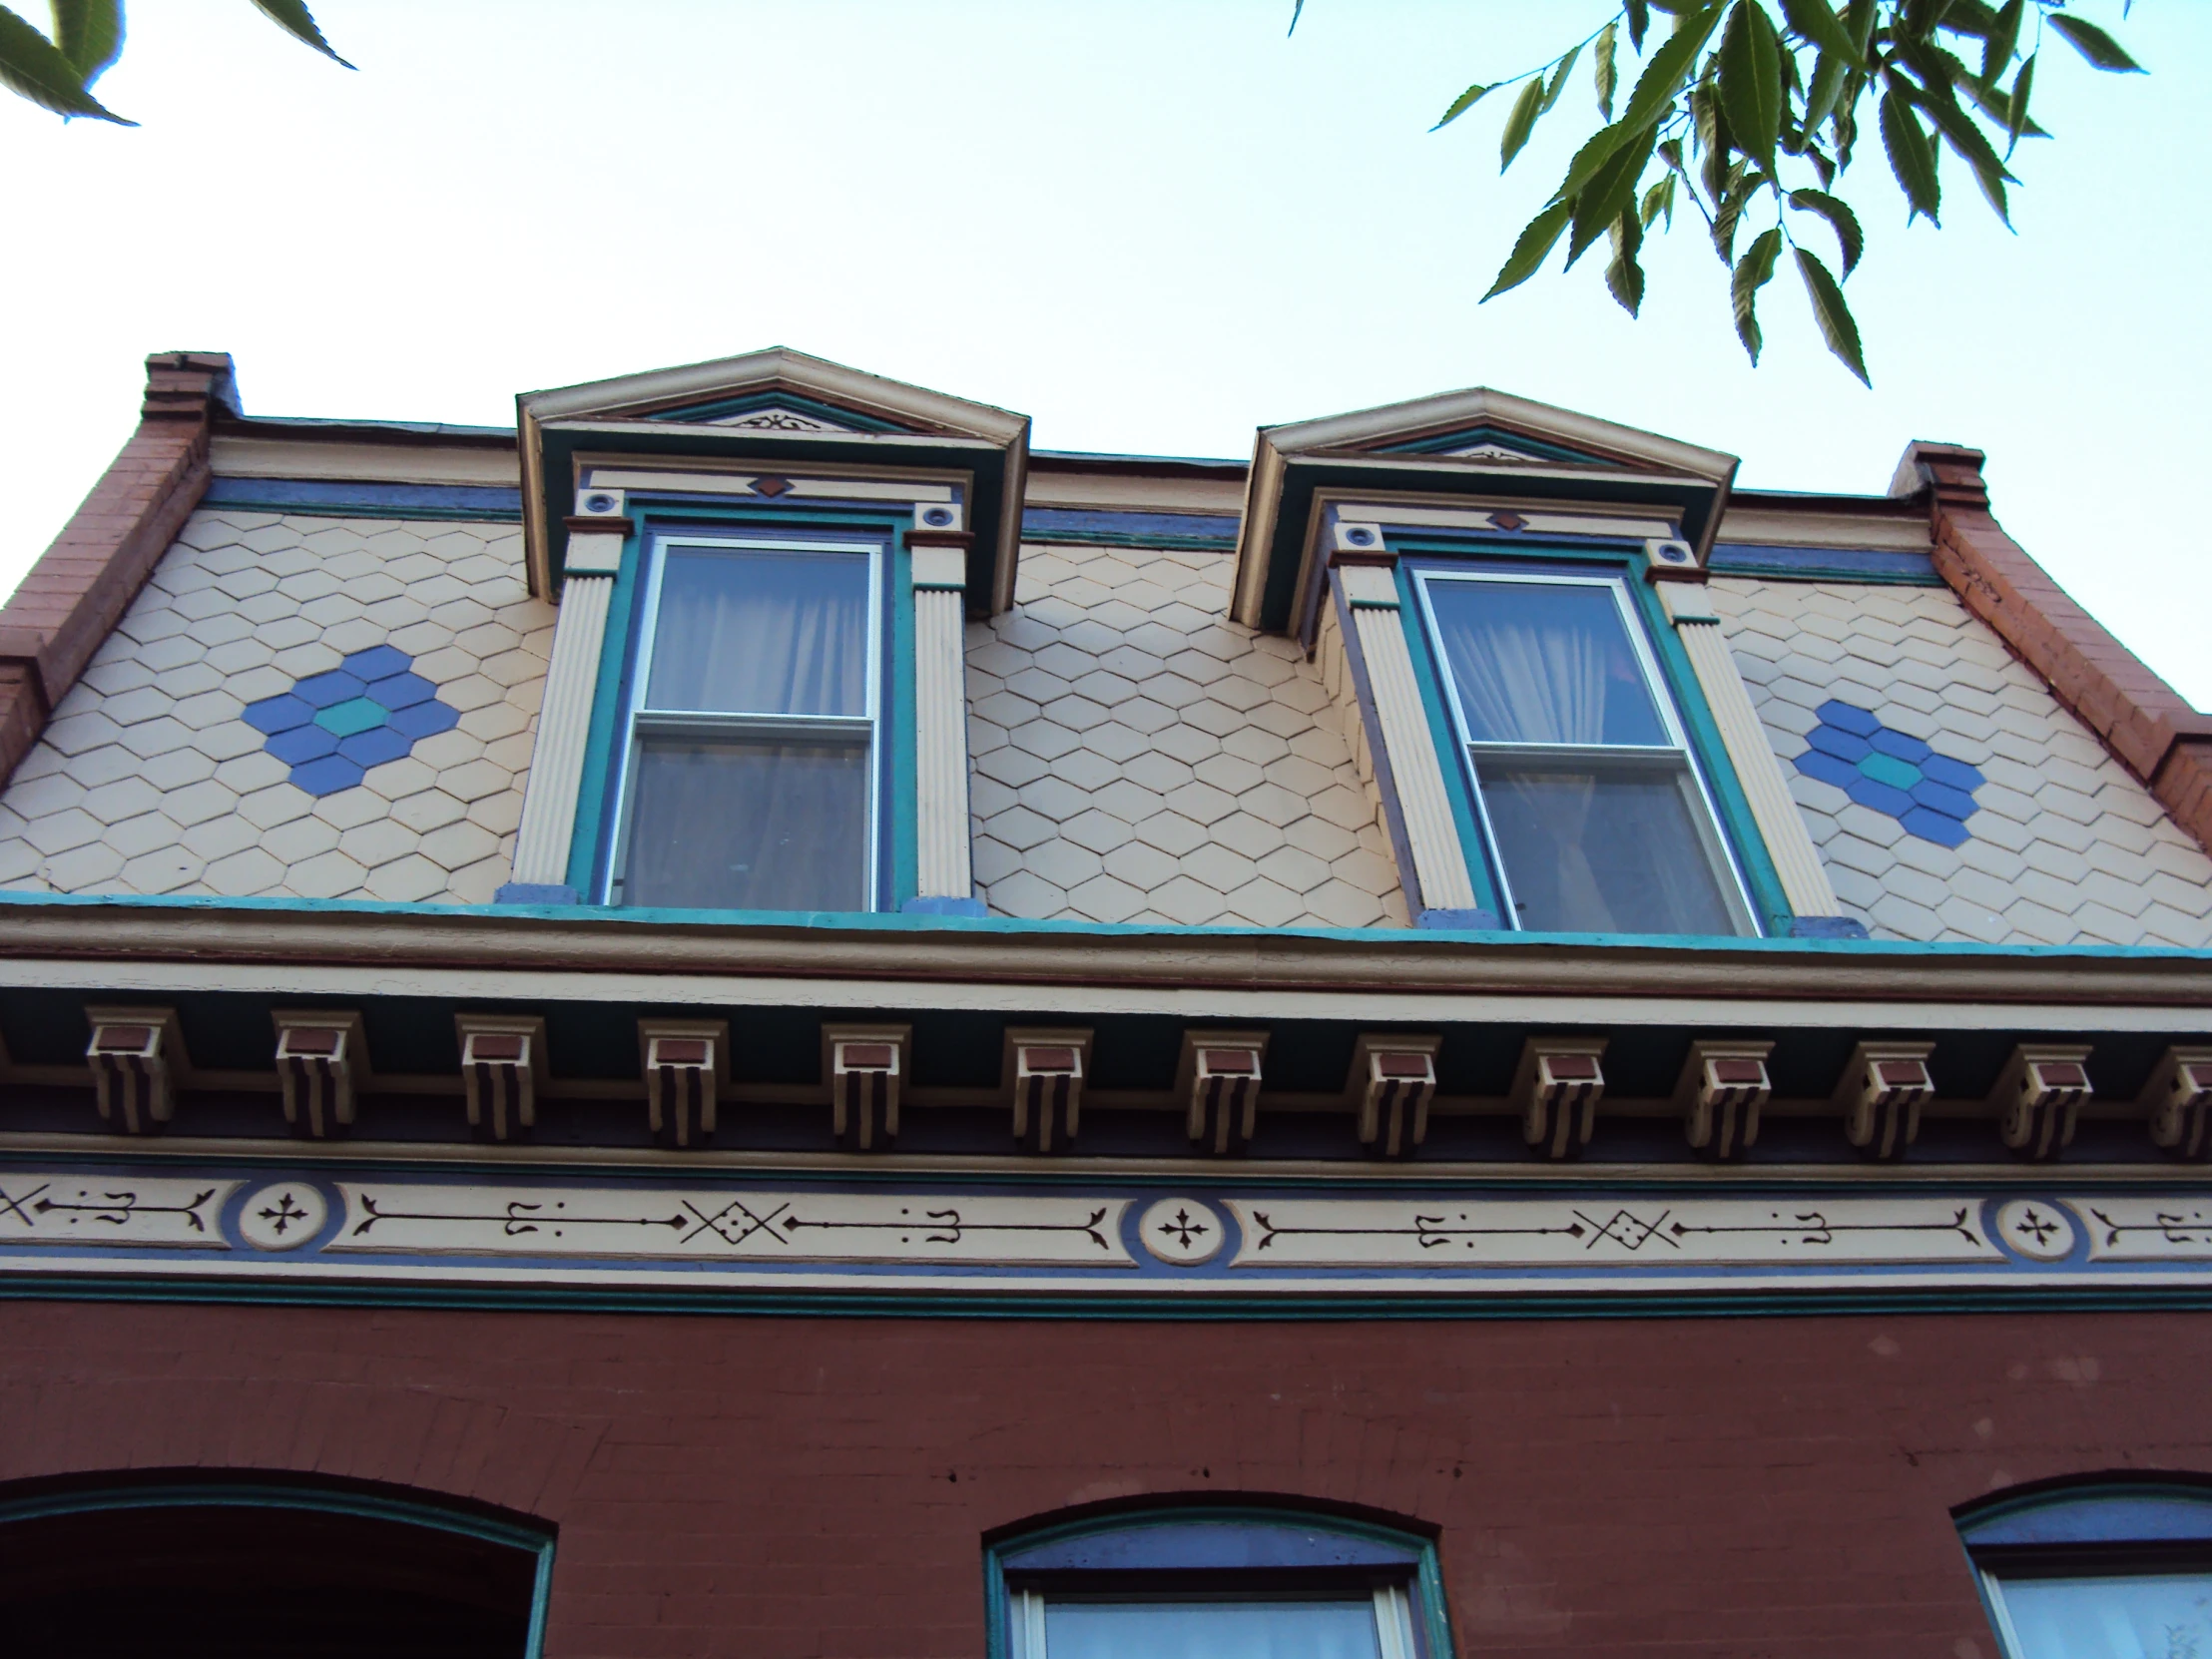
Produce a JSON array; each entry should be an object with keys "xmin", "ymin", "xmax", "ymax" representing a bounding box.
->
[
  {"xmin": 1413, "ymin": 568, "xmax": 1754, "ymax": 936},
  {"xmin": 609, "ymin": 532, "xmax": 882, "ymax": 912},
  {"xmin": 1962, "ymin": 1485, "xmax": 2212, "ymax": 1659}
]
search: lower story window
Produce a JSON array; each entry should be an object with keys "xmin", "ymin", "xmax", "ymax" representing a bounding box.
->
[
  {"xmin": 1961, "ymin": 1483, "xmax": 2212, "ymax": 1659},
  {"xmin": 1982, "ymin": 1569, "xmax": 2212, "ymax": 1659},
  {"xmin": 1013, "ymin": 1587, "xmax": 1416, "ymax": 1659}
]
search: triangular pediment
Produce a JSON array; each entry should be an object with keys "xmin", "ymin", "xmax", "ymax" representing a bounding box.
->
[
  {"xmin": 1264, "ymin": 385, "xmax": 1737, "ymax": 482},
  {"xmin": 517, "ymin": 346, "xmax": 1027, "ymax": 446}
]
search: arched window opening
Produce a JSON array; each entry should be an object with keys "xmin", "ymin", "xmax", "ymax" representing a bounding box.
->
[
  {"xmin": 0, "ymin": 1477, "xmax": 553, "ymax": 1659},
  {"xmin": 1958, "ymin": 1479, "xmax": 2212, "ymax": 1659},
  {"xmin": 986, "ymin": 1505, "xmax": 1451, "ymax": 1659}
]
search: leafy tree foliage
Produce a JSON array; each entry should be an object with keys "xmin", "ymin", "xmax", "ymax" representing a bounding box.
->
[
  {"xmin": 0, "ymin": 0, "xmax": 346, "ymax": 126},
  {"xmin": 1307, "ymin": 2, "xmax": 2145, "ymax": 384}
]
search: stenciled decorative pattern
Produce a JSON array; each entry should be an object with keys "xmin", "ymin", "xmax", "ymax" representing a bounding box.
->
[
  {"xmin": 1792, "ymin": 698, "xmax": 1982, "ymax": 847},
  {"xmin": 10, "ymin": 1166, "xmax": 2212, "ymax": 1299},
  {"xmin": 243, "ymin": 644, "xmax": 461, "ymax": 798}
]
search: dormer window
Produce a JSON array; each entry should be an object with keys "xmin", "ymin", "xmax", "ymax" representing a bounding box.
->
[
  {"xmin": 609, "ymin": 532, "xmax": 882, "ymax": 911},
  {"xmin": 1414, "ymin": 567, "xmax": 1755, "ymax": 935}
]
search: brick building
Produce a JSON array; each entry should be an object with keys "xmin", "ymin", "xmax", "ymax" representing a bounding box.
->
[{"xmin": 0, "ymin": 348, "xmax": 2208, "ymax": 1658}]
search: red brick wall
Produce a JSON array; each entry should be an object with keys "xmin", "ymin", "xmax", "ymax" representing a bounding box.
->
[{"xmin": 0, "ymin": 1302, "xmax": 2203, "ymax": 1658}]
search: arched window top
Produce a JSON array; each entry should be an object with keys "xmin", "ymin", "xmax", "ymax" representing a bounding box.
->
[
  {"xmin": 1961, "ymin": 1481, "xmax": 2212, "ymax": 1550},
  {"xmin": 987, "ymin": 1503, "xmax": 1451, "ymax": 1659}
]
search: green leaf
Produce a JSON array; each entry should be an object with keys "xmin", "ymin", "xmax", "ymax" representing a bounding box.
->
[
  {"xmin": 1540, "ymin": 44, "xmax": 1583, "ymax": 115},
  {"xmin": 1711, "ymin": 159, "xmax": 1759, "ymax": 263},
  {"xmin": 0, "ymin": 4, "xmax": 128, "ymax": 119},
  {"xmin": 1795, "ymin": 246, "xmax": 1871, "ymax": 384},
  {"xmin": 1594, "ymin": 21, "xmax": 1618, "ymax": 118},
  {"xmin": 1616, "ymin": 2, "xmax": 1726, "ymax": 136},
  {"xmin": 1625, "ymin": 0, "xmax": 1650, "ymax": 52},
  {"xmin": 1433, "ymin": 81, "xmax": 1496, "ymax": 131},
  {"xmin": 1483, "ymin": 199, "xmax": 1574, "ymax": 301},
  {"xmin": 1567, "ymin": 123, "xmax": 1658, "ymax": 267},
  {"xmin": 1900, "ymin": 58, "xmax": 2016, "ymax": 223},
  {"xmin": 1693, "ymin": 82, "xmax": 1730, "ymax": 205},
  {"xmin": 1718, "ymin": 2, "xmax": 1784, "ymax": 174},
  {"xmin": 49, "ymin": 0, "xmax": 121, "ymax": 82},
  {"xmin": 1606, "ymin": 211, "xmax": 1646, "ymax": 316},
  {"xmin": 1845, "ymin": 0, "xmax": 1877, "ymax": 57},
  {"xmin": 1981, "ymin": 0, "xmax": 2022, "ymax": 80},
  {"xmin": 2046, "ymin": 13, "xmax": 2142, "ymax": 74},
  {"xmin": 249, "ymin": 0, "xmax": 354, "ymax": 68},
  {"xmin": 1778, "ymin": 0, "xmax": 1864, "ymax": 68},
  {"xmin": 1787, "ymin": 186, "xmax": 1864, "ymax": 275},
  {"xmin": 2005, "ymin": 50, "xmax": 2033, "ymax": 153},
  {"xmin": 1641, "ymin": 171, "xmax": 1678, "ymax": 229},
  {"xmin": 1499, "ymin": 75, "xmax": 1548, "ymax": 171},
  {"xmin": 1288, "ymin": 0, "xmax": 1304, "ymax": 35},
  {"xmin": 1731, "ymin": 226, "xmax": 1783, "ymax": 363},
  {"xmin": 1879, "ymin": 87, "xmax": 1940, "ymax": 223},
  {"xmin": 1804, "ymin": 49, "xmax": 1850, "ymax": 132}
]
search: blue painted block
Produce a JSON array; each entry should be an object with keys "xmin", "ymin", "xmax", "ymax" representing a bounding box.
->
[
  {"xmin": 1901, "ymin": 806, "xmax": 1971, "ymax": 847},
  {"xmin": 289, "ymin": 755, "xmax": 366, "ymax": 797},
  {"xmin": 1921, "ymin": 754, "xmax": 1985, "ymax": 792},
  {"xmin": 900, "ymin": 895, "xmax": 989, "ymax": 917},
  {"xmin": 243, "ymin": 693, "xmax": 314, "ymax": 735},
  {"xmin": 1844, "ymin": 775, "xmax": 1917, "ymax": 817},
  {"xmin": 342, "ymin": 644, "xmax": 412, "ymax": 681},
  {"xmin": 1816, "ymin": 699, "xmax": 1881, "ymax": 736},
  {"xmin": 267, "ymin": 724, "xmax": 340, "ymax": 765},
  {"xmin": 293, "ymin": 669, "xmax": 366, "ymax": 710},
  {"xmin": 1909, "ymin": 778, "xmax": 1977, "ymax": 819},
  {"xmin": 1794, "ymin": 749, "xmax": 1862, "ymax": 792},
  {"xmin": 337, "ymin": 726, "xmax": 413, "ymax": 769},
  {"xmin": 494, "ymin": 882, "xmax": 580, "ymax": 905},
  {"xmin": 1789, "ymin": 916, "xmax": 1871, "ymax": 939},
  {"xmin": 1805, "ymin": 724, "xmax": 1872, "ymax": 763},
  {"xmin": 388, "ymin": 699, "xmax": 460, "ymax": 739},
  {"xmin": 1868, "ymin": 727, "xmax": 1933, "ymax": 764},
  {"xmin": 367, "ymin": 671, "xmax": 436, "ymax": 711},
  {"xmin": 1416, "ymin": 906, "xmax": 1503, "ymax": 930}
]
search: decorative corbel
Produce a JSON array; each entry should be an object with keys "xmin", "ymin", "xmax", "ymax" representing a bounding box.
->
[
  {"xmin": 827, "ymin": 1025, "xmax": 908, "ymax": 1151},
  {"xmin": 1835, "ymin": 1040, "xmax": 1936, "ymax": 1161},
  {"xmin": 1004, "ymin": 1028, "xmax": 1089, "ymax": 1153},
  {"xmin": 1994, "ymin": 1044, "xmax": 2093, "ymax": 1161},
  {"xmin": 1677, "ymin": 1039, "xmax": 1773, "ymax": 1160},
  {"xmin": 456, "ymin": 1013, "xmax": 546, "ymax": 1142},
  {"xmin": 85, "ymin": 1005, "xmax": 188, "ymax": 1135},
  {"xmin": 1350, "ymin": 1033, "xmax": 1440, "ymax": 1158},
  {"xmin": 273, "ymin": 1010, "xmax": 369, "ymax": 1139},
  {"xmin": 1512, "ymin": 1037, "xmax": 1608, "ymax": 1160},
  {"xmin": 641, "ymin": 1019, "xmax": 729, "ymax": 1149},
  {"xmin": 2145, "ymin": 1046, "xmax": 2212, "ymax": 1160},
  {"xmin": 1177, "ymin": 1030, "xmax": 1269, "ymax": 1155}
]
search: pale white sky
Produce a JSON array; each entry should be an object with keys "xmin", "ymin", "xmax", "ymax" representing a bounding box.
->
[{"xmin": 4, "ymin": 2, "xmax": 2201, "ymax": 704}]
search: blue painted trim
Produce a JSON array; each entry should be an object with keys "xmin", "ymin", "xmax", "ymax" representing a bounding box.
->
[
  {"xmin": 5, "ymin": 881, "xmax": 2212, "ymax": 962},
  {"xmin": 1790, "ymin": 915, "xmax": 1870, "ymax": 939},
  {"xmin": 1710, "ymin": 542, "xmax": 1942, "ymax": 584},
  {"xmin": 984, "ymin": 1506, "xmax": 1453, "ymax": 1659},
  {"xmin": 1021, "ymin": 507, "xmax": 1240, "ymax": 551},
  {"xmin": 1960, "ymin": 1483, "xmax": 2212, "ymax": 1549},
  {"xmin": 1416, "ymin": 906, "xmax": 1501, "ymax": 930},
  {"xmin": 903, "ymin": 894, "xmax": 987, "ymax": 916},
  {"xmin": 0, "ymin": 1477, "xmax": 556, "ymax": 1659},
  {"xmin": 202, "ymin": 476, "xmax": 524, "ymax": 521},
  {"xmin": 1001, "ymin": 1518, "xmax": 1422, "ymax": 1572},
  {"xmin": 494, "ymin": 882, "xmax": 578, "ymax": 905},
  {"xmin": 1390, "ymin": 561, "xmax": 1507, "ymax": 920}
]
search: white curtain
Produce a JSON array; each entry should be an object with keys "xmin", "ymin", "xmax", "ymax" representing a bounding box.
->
[
  {"xmin": 1429, "ymin": 579, "xmax": 1667, "ymax": 748},
  {"xmin": 646, "ymin": 547, "xmax": 868, "ymax": 716},
  {"xmin": 1043, "ymin": 1602, "xmax": 1382, "ymax": 1659}
]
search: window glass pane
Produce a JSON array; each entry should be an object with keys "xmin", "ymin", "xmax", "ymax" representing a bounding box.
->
[
  {"xmin": 1428, "ymin": 579, "xmax": 1668, "ymax": 747},
  {"xmin": 1044, "ymin": 1601, "xmax": 1382, "ymax": 1659},
  {"xmin": 646, "ymin": 545, "xmax": 870, "ymax": 716},
  {"xmin": 623, "ymin": 739, "xmax": 866, "ymax": 911},
  {"xmin": 1995, "ymin": 1572, "xmax": 2212, "ymax": 1659},
  {"xmin": 1480, "ymin": 757, "xmax": 1739, "ymax": 935}
]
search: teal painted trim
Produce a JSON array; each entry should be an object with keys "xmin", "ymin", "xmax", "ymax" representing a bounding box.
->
[
  {"xmin": 1023, "ymin": 529, "xmax": 1238, "ymax": 553},
  {"xmin": 7, "ymin": 881, "xmax": 2212, "ymax": 962},
  {"xmin": 1391, "ymin": 562, "xmax": 1505, "ymax": 924},
  {"xmin": 890, "ymin": 532, "xmax": 920, "ymax": 908},
  {"xmin": 984, "ymin": 1506, "xmax": 1453, "ymax": 1659},
  {"xmin": 1626, "ymin": 564, "xmax": 1795, "ymax": 933},
  {"xmin": 18, "ymin": 1272, "xmax": 2212, "ymax": 1321},
  {"xmin": 195, "ymin": 495, "xmax": 523, "ymax": 525},
  {"xmin": 0, "ymin": 1477, "xmax": 556, "ymax": 1659},
  {"xmin": 563, "ymin": 509, "xmax": 646, "ymax": 896}
]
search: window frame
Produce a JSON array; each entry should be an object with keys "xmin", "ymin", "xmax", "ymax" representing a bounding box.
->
[
  {"xmin": 1406, "ymin": 560, "xmax": 1759, "ymax": 937},
  {"xmin": 985, "ymin": 1507, "xmax": 1453, "ymax": 1659},
  {"xmin": 597, "ymin": 525, "xmax": 893, "ymax": 913},
  {"xmin": 1960, "ymin": 1482, "xmax": 2212, "ymax": 1659}
]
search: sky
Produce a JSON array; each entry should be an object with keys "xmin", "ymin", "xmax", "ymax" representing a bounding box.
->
[{"xmin": 3, "ymin": 1, "xmax": 2201, "ymax": 704}]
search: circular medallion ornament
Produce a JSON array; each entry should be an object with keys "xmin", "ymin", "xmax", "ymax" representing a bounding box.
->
[
  {"xmin": 1138, "ymin": 1198, "xmax": 1226, "ymax": 1266},
  {"xmin": 1992, "ymin": 1198, "xmax": 2076, "ymax": 1263},
  {"xmin": 239, "ymin": 1182, "xmax": 328, "ymax": 1252}
]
